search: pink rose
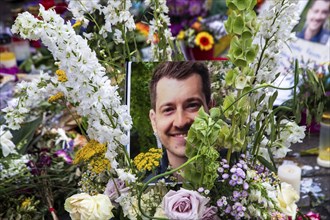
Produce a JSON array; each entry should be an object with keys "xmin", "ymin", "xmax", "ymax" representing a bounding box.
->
[
  {"xmin": 202, "ymin": 206, "xmax": 220, "ymax": 220},
  {"xmin": 104, "ymin": 178, "xmax": 128, "ymax": 201},
  {"xmin": 162, "ymin": 188, "xmax": 209, "ymax": 220}
]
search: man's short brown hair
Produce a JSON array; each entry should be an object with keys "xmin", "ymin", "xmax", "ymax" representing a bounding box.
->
[{"xmin": 149, "ymin": 62, "xmax": 211, "ymax": 110}]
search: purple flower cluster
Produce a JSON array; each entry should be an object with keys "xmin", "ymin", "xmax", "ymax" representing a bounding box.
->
[
  {"xmin": 166, "ymin": 0, "xmax": 209, "ymax": 36},
  {"xmin": 26, "ymin": 149, "xmax": 52, "ymax": 175},
  {"xmin": 215, "ymin": 155, "xmax": 250, "ymax": 219}
]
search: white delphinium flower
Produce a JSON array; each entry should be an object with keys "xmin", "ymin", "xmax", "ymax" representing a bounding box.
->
[
  {"xmin": 253, "ymin": 0, "xmax": 300, "ymax": 84},
  {"xmin": 265, "ymin": 118, "xmax": 305, "ymax": 159},
  {"xmin": 0, "ymin": 126, "xmax": 16, "ymax": 157},
  {"xmin": 67, "ymin": 0, "xmax": 101, "ymax": 26},
  {"xmin": 147, "ymin": 0, "xmax": 173, "ymax": 61},
  {"xmin": 2, "ymin": 72, "xmax": 54, "ymax": 130},
  {"xmin": 10, "ymin": 5, "xmax": 132, "ymax": 170},
  {"xmin": 116, "ymin": 168, "xmax": 137, "ymax": 183},
  {"xmin": 101, "ymin": 0, "xmax": 135, "ymax": 40}
]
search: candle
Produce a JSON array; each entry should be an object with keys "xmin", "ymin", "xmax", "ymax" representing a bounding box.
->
[{"xmin": 278, "ymin": 163, "xmax": 301, "ymax": 195}]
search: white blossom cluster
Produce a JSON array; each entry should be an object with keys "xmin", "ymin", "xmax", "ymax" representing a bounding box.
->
[
  {"xmin": 259, "ymin": 118, "xmax": 306, "ymax": 160},
  {"xmin": 253, "ymin": 0, "xmax": 300, "ymax": 83},
  {"xmin": 115, "ymin": 189, "xmax": 159, "ymax": 220},
  {"xmin": 9, "ymin": 5, "xmax": 132, "ymax": 171},
  {"xmin": 2, "ymin": 72, "xmax": 54, "ymax": 130},
  {"xmin": 67, "ymin": 0, "xmax": 136, "ymax": 43},
  {"xmin": 101, "ymin": 0, "xmax": 136, "ymax": 42},
  {"xmin": 0, "ymin": 155, "xmax": 30, "ymax": 179},
  {"xmin": 146, "ymin": 0, "xmax": 174, "ymax": 61},
  {"xmin": 0, "ymin": 125, "xmax": 17, "ymax": 157},
  {"xmin": 67, "ymin": 0, "xmax": 101, "ymax": 26},
  {"xmin": 246, "ymin": 0, "xmax": 304, "ymax": 160}
]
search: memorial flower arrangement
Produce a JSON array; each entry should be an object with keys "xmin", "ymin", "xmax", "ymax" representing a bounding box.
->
[{"xmin": 0, "ymin": 0, "xmax": 323, "ymax": 219}]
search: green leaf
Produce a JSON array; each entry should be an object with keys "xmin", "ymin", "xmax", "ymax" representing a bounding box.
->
[
  {"xmin": 11, "ymin": 116, "xmax": 43, "ymax": 154},
  {"xmin": 257, "ymin": 155, "xmax": 276, "ymax": 173},
  {"xmin": 268, "ymin": 91, "xmax": 278, "ymax": 109}
]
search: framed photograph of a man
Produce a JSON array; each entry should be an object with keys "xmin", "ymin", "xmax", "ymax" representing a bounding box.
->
[
  {"xmin": 295, "ymin": 0, "xmax": 330, "ymax": 45},
  {"xmin": 126, "ymin": 61, "xmax": 228, "ymax": 169}
]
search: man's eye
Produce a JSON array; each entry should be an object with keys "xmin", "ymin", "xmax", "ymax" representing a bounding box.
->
[
  {"xmin": 187, "ymin": 103, "xmax": 201, "ymax": 109},
  {"xmin": 162, "ymin": 108, "xmax": 173, "ymax": 114}
]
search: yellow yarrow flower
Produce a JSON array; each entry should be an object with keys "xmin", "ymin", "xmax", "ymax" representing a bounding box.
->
[
  {"xmin": 48, "ymin": 92, "xmax": 64, "ymax": 103},
  {"xmin": 133, "ymin": 148, "xmax": 162, "ymax": 171},
  {"xmin": 195, "ymin": 31, "xmax": 214, "ymax": 51},
  {"xmin": 55, "ymin": 69, "xmax": 68, "ymax": 82},
  {"xmin": 90, "ymin": 158, "xmax": 111, "ymax": 174},
  {"xmin": 73, "ymin": 139, "xmax": 107, "ymax": 164},
  {"xmin": 72, "ymin": 20, "xmax": 82, "ymax": 28}
]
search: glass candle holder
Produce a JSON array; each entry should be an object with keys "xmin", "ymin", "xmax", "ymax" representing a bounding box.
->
[{"xmin": 317, "ymin": 112, "xmax": 330, "ymax": 168}]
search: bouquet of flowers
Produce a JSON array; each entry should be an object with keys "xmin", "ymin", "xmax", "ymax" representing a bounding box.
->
[{"xmin": 1, "ymin": 0, "xmax": 324, "ymax": 219}]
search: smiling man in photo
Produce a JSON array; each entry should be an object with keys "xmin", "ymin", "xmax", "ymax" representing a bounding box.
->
[
  {"xmin": 297, "ymin": 0, "xmax": 330, "ymax": 44},
  {"xmin": 149, "ymin": 62, "xmax": 212, "ymax": 170}
]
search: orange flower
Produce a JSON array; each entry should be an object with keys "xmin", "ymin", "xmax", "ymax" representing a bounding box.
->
[
  {"xmin": 135, "ymin": 22, "xmax": 159, "ymax": 43},
  {"xmin": 195, "ymin": 31, "xmax": 214, "ymax": 51},
  {"xmin": 191, "ymin": 21, "xmax": 202, "ymax": 32},
  {"xmin": 135, "ymin": 22, "xmax": 149, "ymax": 37}
]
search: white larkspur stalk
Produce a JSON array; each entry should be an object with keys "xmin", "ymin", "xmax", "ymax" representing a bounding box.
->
[
  {"xmin": 9, "ymin": 5, "xmax": 132, "ymax": 170},
  {"xmin": 253, "ymin": 0, "xmax": 300, "ymax": 83},
  {"xmin": 248, "ymin": 0, "xmax": 304, "ymax": 159},
  {"xmin": 2, "ymin": 71, "xmax": 56, "ymax": 130},
  {"xmin": 101, "ymin": 0, "xmax": 136, "ymax": 41},
  {"xmin": 147, "ymin": 0, "xmax": 174, "ymax": 61}
]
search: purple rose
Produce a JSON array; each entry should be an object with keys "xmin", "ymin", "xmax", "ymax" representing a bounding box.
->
[
  {"xmin": 202, "ymin": 206, "xmax": 220, "ymax": 220},
  {"xmin": 104, "ymin": 178, "xmax": 128, "ymax": 201},
  {"xmin": 162, "ymin": 188, "xmax": 209, "ymax": 220}
]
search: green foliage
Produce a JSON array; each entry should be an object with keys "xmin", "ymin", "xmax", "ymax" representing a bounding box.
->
[
  {"xmin": 281, "ymin": 63, "xmax": 329, "ymax": 126},
  {"xmin": 10, "ymin": 116, "xmax": 43, "ymax": 155},
  {"xmin": 130, "ymin": 62, "xmax": 159, "ymax": 157}
]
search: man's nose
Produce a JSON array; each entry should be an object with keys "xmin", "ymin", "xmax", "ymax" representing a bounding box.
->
[{"xmin": 173, "ymin": 110, "xmax": 192, "ymax": 129}]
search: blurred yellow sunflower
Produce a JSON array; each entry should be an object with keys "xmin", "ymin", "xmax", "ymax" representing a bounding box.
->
[{"xmin": 195, "ymin": 31, "xmax": 214, "ymax": 51}]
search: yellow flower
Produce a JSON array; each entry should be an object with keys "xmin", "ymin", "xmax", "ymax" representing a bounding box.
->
[
  {"xmin": 72, "ymin": 20, "xmax": 82, "ymax": 28},
  {"xmin": 55, "ymin": 69, "xmax": 68, "ymax": 82},
  {"xmin": 177, "ymin": 31, "xmax": 185, "ymax": 40},
  {"xmin": 48, "ymin": 92, "xmax": 64, "ymax": 103},
  {"xmin": 195, "ymin": 31, "xmax": 214, "ymax": 51},
  {"xmin": 21, "ymin": 198, "xmax": 32, "ymax": 209},
  {"xmin": 74, "ymin": 140, "xmax": 106, "ymax": 164},
  {"xmin": 90, "ymin": 158, "xmax": 111, "ymax": 174},
  {"xmin": 133, "ymin": 148, "xmax": 162, "ymax": 171}
]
